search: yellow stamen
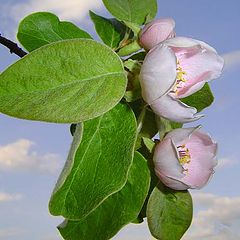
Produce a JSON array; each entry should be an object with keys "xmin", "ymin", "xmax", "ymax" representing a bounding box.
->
[
  {"xmin": 177, "ymin": 71, "xmax": 187, "ymax": 82},
  {"xmin": 177, "ymin": 144, "xmax": 191, "ymax": 165},
  {"xmin": 179, "ymin": 155, "xmax": 191, "ymax": 164},
  {"xmin": 171, "ymin": 61, "xmax": 188, "ymax": 94}
]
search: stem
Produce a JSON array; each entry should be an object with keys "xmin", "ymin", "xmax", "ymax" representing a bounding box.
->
[
  {"xmin": 0, "ymin": 33, "xmax": 27, "ymax": 58},
  {"xmin": 123, "ymin": 21, "xmax": 141, "ymax": 37},
  {"xmin": 117, "ymin": 40, "xmax": 142, "ymax": 57}
]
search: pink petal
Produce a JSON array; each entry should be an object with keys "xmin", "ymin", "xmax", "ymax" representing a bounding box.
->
[
  {"xmin": 178, "ymin": 81, "xmax": 206, "ymax": 99},
  {"xmin": 150, "ymin": 94, "xmax": 203, "ymax": 123},
  {"xmin": 175, "ymin": 48, "xmax": 224, "ymax": 98},
  {"xmin": 186, "ymin": 130, "xmax": 218, "ymax": 169},
  {"xmin": 181, "ymin": 130, "xmax": 218, "ymax": 189},
  {"xmin": 139, "ymin": 44, "xmax": 177, "ymax": 103},
  {"xmin": 154, "ymin": 138, "xmax": 191, "ymax": 190},
  {"xmin": 164, "ymin": 37, "xmax": 217, "ymax": 53},
  {"xmin": 140, "ymin": 18, "xmax": 175, "ymax": 50},
  {"xmin": 156, "ymin": 173, "xmax": 190, "ymax": 190},
  {"xmin": 165, "ymin": 126, "xmax": 201, "ymax": 145},
  {"xmin": 181, "ymin": 165, "xmax": 214, "ymax": 189},
  {"xmin": 162, "ymin": 37, "xmax": 224, "ymax": 98},
  {"xmin": 154, "ymin": 138, "xmax": 185, "ymax": 179}
]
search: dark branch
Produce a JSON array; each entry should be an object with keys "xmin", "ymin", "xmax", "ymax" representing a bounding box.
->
[{"xmin": 0, "ymin": 33, "xmax": 27, "ymax": 58}]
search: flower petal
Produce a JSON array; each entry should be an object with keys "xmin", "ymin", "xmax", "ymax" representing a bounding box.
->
[
  {"xmin": 186, "ymin": 130, "xmax": 218, "ymax": 169},
  {"xmin": 176, "ymin": 48, "xmax": 224, "ymax": 98},
  {"xmin": 177, "ymin": 81, "xmax": 206, "ymax": 99},
  {"xmin": 165, "ymin": 126, "xmax": 201, "ymax": 145},
  {"xmin": 182, "ymin": 166, "xmax": 214, "ymax": 189},
  {"xmin": 164, "ymin": 36, "xmax": 217, "ymax": 53},
  {"xmin": 157, "ymin": 173, "xmax": 190, "ymax": 190},
  {"xmin": 140, "ymin": 18, "xmax": 175, "ymax": 50},
  {"xmin": 139, "ymin": 44, "xmax": 177, "ymax": 103},
  {"xmin": 181, "ymin": 129, "xmax": 218, "ymax": 189},
  {"xmin": 150, "ymin": 94, "xmax": 203, "ymax": 123},
  {"xmin": 154, "ymin": 138, "xmax": 185, "ymax": 179}
]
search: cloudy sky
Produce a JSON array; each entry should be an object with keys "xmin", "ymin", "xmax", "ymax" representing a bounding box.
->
[{"xmin": 0, "ymin": 0, "xmax": 240, "ymax": 239}]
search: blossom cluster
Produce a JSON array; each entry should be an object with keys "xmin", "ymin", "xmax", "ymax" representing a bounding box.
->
[{"xmin": 139, "ymin": 19, "xmax": 224, "ymax": 190}]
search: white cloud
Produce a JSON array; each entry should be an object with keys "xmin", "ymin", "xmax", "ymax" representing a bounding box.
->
[
  {"xmin": 222, "ymin": 50, "xmax": 240, "ymax": 71},
  {"xmin": 0, "ymin": 228, "xmax": 27, "ymax": 238},
  {"xmin": 0, "ymin": 139, "xmax": 61, "ymax": 175},
  {"xmin": 2, "ymin": 0, "xmax": 103, "ymax": 26},
  {"xmin": 191, "ymin": 192, "xmax": 216, "ymax": 206},
  {"xmin": 183, "ymin": 192, "xmax": 240, "ymax": 240},
  {"xmin": 0, "ymin": 192, "xmax": 23, "ymax": 202},
  {"xmin": 1, "ymin": 0, "xmax": 104, "ymax": 38},
  {"xmin": 8, "ymin": 0, "xmax": 103, "ymax": 22},
  {"xmin": 113, "ymin": 193, "xmax": 240, "ymax": 240},
  {"xmin": 217, "ymin": 157, "xmax": 239, "ymax": 169}
]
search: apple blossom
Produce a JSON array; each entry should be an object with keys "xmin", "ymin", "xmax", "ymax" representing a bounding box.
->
[
  {"xmin": 139, "ymin": 37, "xmax": 224, "ymax": 123},
  {"xmin": 153, "ymin": 126, "xmax": 217, "ymax": 190},
  {"xmin": 139, "ymin": 18, "xmax": 175, "ymax": 50}
]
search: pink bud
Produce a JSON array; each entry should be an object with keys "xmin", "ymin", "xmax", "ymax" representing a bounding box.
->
[
  {"xmin": 139, "ymin": 18, "xmax": 175, "ymax": 50},
  {"xmin": 153, "ymin": 127, "xmax": 217, "ymax": 190}
]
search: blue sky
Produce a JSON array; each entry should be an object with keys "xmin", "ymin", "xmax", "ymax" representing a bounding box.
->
[{"xmin": 0, "ymin": 0, "xmax": 240, "ymax": 239}]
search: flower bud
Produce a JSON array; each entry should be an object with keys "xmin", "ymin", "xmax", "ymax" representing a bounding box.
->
[
  {"xmin": 139, "ymin": 18, "xmax": 175, "ymax": 50},
  {"xmin": 153, "ymin": 127, "xmax": 217, "ymax": 190}
]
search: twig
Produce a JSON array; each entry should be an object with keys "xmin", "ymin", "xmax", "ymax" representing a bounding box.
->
[{"xmin": 0, "ymin": 33, "xmax": 27, "ymax": 58}]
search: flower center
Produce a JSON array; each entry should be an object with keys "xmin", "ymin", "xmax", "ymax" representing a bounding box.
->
[
  {"xmin": 177, "ymin": 144, "xmax": 191, "ymax": 173},
  {"xmin": 171, "ymin": 61, "xmax": 187, "ymax": 95}
]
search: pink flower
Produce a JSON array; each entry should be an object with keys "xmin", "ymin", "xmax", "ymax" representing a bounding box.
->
[
  {"xmin": 139, "ymin": 18, "xmax": 175, "ymax": 50},
  {"xmin": 139, "ymin": 37, "xmax": 224, "ymax": 123},
  {"xmin": 153, "ymin": 126, "xmax": 217, "ymax": 190}
]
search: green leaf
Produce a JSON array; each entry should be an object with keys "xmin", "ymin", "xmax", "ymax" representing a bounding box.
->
[
  {"xmin": 58, "ymin": 152, "xmax": 150, "ymax": 240},
  {"xmin": 17, "ymin": 12, "xmax": 91, "ymax": 51},
  {"xmin": 181, "ymin": 83, "xmax": 214, "ymax": 112},
  {"xmin": 123, "ymin": 21, "xmax": 141, "ymax": 36},
  {"xmin": 49, "ymin": 103, "xmax": 137, "ymax": 219},
  {"xmin": 147, "ymin": 185, "xmax": 193, "ymax": 240},
  {"xmin": 142, "ymin": 137, "xmax": 155, "ymax": 153},
  {"xmin": 0, "ymin": 39, "xmax": 127, "ymax": 123},
  {"xmin": 102, "ymin": 0, "xmax": 157, "ymax": 25},
  {"xmin": 89, "ymin": 11, "xmax": 126, "ymax": 49}
]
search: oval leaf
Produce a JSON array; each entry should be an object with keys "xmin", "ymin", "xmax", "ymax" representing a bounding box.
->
[
  {"xmin": 89, "ymin": 11, "xmax": 126, "ymax": 49},
  {"xmin": 58, "ymin": 152, "xmax": 150, "ymax": 240},
  {"xmin": 181, "ymin": 83, "xmax": 214, "ymax": 112},
  {"xmin": 0, "ymin": 39, "xmax": 127, "ymax": 123},
  {"xmin": 49, "ymin": 103, "xmax": 137, "ymax": 219},
  {"xmin": 147, "ymin": 185, "xmax": 193, "ymax": 240},
  {"xmin": 17, "ymin": 12, "xmax": 91, "ymax": 51},
  {"xmin": 102, "ymin": 0, "xmax": 157, "ymax": 25}
]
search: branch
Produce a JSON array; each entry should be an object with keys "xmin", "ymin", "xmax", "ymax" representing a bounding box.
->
[{"xmin": 0, "ymin": 33, "xmax": 27, "ymax": 58}]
